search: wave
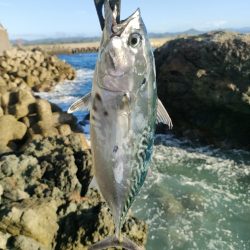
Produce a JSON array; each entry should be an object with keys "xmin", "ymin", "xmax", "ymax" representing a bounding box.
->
[
  {"xmin": 36, "ymin": 68, "xmax": 93, "ymax": 135},
  {"xmin": 132, "ymin": 134, "xmax": 250, "ymax": 250},
  {"xmin": 36, "ymin": 68, "xmax": 93, "ymax": 105}
]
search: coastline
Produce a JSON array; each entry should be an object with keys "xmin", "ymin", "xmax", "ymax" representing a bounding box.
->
[{"xmin": 16, "ymin": 37, "xmax": 173, "ymax": 55}]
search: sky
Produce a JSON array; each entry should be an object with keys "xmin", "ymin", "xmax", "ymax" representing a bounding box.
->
[{"xmin": 0, "ymin": 0, "xmax": 250, "ymax": 40}]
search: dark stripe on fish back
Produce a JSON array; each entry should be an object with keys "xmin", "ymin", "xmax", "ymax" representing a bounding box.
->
[
  {"xmin": 95, "ymin": 93, "xmax": 102, "ymax": 102},
  {"xmin": 93, "ymin": 93, "xmax": 102, "ymax": 112},
  {"xmin": 120, "ymin": 126, "xmax": 154, "ymax": 223}
]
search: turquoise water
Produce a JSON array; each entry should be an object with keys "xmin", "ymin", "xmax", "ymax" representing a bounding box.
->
[
  {"xmin": 38, "ymin": 53, "xmax": 250, "ymax": 250},
  {"xmin": 133, "ymin": 135, "xmax": 250, "ymax": 250}
]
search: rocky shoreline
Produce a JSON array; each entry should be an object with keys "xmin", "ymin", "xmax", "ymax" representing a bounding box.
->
[
  {"xmin": 155, "ymin": 31, "xmax": 250, "ymax": 149},
  {"xmin": 0, "ymin": 48, "xmax": 75, "ymax": 92},
  {"xmin": 0, "ymin": 48, "xmax": 148, "ymax": 249}
]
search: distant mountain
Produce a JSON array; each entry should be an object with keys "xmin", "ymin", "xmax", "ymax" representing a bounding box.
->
[
  {"xmin": 228, "ymin": 27, "xmax": 250, "ymax": 33},
  {"xmin": 11, "ymin": 36, "xmax": 101, "ymax": 45},
  {"xmin": 11, "ymin": 27, "xmax": 250, "ymax": 45},
  {"xmin": 148, "ymin": 29, "xmax": 203, "ymax": 38}
]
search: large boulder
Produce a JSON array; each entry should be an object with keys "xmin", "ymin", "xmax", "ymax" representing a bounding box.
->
[{"xmin": 155, "ymin": 31, "xmax": 250, "ymax": 148}]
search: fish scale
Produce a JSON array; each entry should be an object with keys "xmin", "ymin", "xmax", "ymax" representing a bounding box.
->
[{"xmin": 121, "ymin": 126, "xmax": 154, "ymax": 223}]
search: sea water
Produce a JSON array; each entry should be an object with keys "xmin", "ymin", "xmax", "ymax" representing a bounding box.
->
[{"xmin": 37, "ymin": 53, "xmax": 250, "ymax": 250}]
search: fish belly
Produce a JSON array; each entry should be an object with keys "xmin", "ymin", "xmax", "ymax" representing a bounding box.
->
[{"xmin": 90, "ymin": 89, "xmax": 154, "ymax": 229}]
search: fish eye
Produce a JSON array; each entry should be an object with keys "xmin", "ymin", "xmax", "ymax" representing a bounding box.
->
[{"xmin": 128, "ymin": 33, "xmax": 142, "ymax": 48}]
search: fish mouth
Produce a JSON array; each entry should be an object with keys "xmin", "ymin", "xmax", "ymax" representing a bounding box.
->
[{"xmin": 104, "ymin": 0, "xmax": 140, "ymax": 37}]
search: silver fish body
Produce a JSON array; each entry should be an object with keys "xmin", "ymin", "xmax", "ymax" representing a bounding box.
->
[
  {"xmin": 90, "ymin": 2, "xmax": 157, "ymax": 238},
  {"xmin": 68, "ymin": 1, "xmax": 172, "ymax": 249}
]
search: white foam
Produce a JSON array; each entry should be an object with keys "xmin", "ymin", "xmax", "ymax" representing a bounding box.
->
[
  {"xmin": 132, "ymin": 134, "xmax": 250, "ymax": 250},
  {"xmin": 36, "ymin": 68, "xmax": 94, "ymax": 110}
]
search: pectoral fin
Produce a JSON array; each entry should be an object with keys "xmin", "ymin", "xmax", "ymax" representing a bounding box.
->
[
  {"xmin": 67, "ymin": 92, "xmax": 91, "ymax": 113},
  {"xmin": 157, "ymin": 98, "xmax": 173, "ymax": 129}
]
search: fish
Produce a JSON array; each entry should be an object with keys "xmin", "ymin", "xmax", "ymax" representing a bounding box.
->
[{"xmin": 68, "ymin": 0, "xmax": 172, "ymax": 249}]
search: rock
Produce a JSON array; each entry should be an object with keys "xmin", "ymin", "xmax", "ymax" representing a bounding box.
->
[
  {"xmin": 0, "ymin": 199, "xmax": 58, "ymax": 248},
  {"xmin": 0, "ymin": 115, "xmax": 27, "ymax": 152},
  {"xmin": 3, "ymin": 48, "xmax": 17, "ymax": 58},
  {"xmin": 155, "ymin": 31, "xmax": 250, "ymax": 148},
  {"xmin": 8, "ymin": 89, "xmax": 36, "ymax": 119},
  {"xmin": 36, "ymin": 99, "xmax": 53, "ymax": 122},
  {"xmin": 21, "ymin": 115, "xmax": 38, "ymax": 128},
  {"xmin": 22, "ymin": 135, "xmax": 93, "ymax": 196},
  {"xmin": 69, "ymin": 133, "xmax": 90, "ymax": 151},
  {"xmin": 0, "ymin": 106, "xmax": 3, "ymax": 116},
  {"xmin": 0, "ymin": 76, "xmax": 6, "ymax": 86},
  {"xmin": 0, "ymin": 184, "xmax": 3, "ymax": 203},
  {"xmin": 0, "ymin": 231, "xmax": 11, "ymax": 249},
  {"xmin": 30, "ymin": 121, "xmax": 58, "ymax": 137},
  {"xmin": 52, "ymin": 112, "xmax": 77, "ymax": 127},
  {"xmin": 181, "ymin": 192, "xmax": 205, "ymax": 211},
  {"xmin": 7, "ymin": 235, "xmax": 49, "ymax": 250},
  {"xmin": 1, "ymin": 91, "xmax": 11, "ymax": 108},
  {"xmin": 0, "ymin": 48, "xmax": 76, "ymax": 93},
  {"xmin": 26, "ymin": 75, "xmax": 39, "ymax": 87},
  {"xmin": 58, "ymin": 124, "xmax": 72, "ymax": 136},
  {"xmin": 55, "ymin": 189, "xmax": 147, "ymax": 250},
  {"xmin": 0, "ymin": 154, "xmax": 39, "ymax": 201}
]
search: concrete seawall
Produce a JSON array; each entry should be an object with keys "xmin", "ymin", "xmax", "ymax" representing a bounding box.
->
[
  {"xmin": 20, "ymin": 37, "xmax": 171, "ymax": 55},
  {"xmin": 0, "ymin": 24, "xmax": 11, "ymax": 55}
]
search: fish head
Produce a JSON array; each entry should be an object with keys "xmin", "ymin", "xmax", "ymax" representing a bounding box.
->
[{"xmin": 97, "ymin": 0, "xmax": 153, "ymax": 93}]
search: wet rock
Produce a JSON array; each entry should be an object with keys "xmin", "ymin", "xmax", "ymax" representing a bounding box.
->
[
  {"xmin": 181, "ymin": 192, "xmax": 205, "ymax": 211},
  {"xmin": 155, "ymin": 31, "xmax": 250, "ymax": 149}
]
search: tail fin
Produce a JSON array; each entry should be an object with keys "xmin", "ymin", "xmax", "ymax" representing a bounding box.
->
[{"xmin": 88, "ymin": 235, "xmax": 145, "ymax": 250}]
